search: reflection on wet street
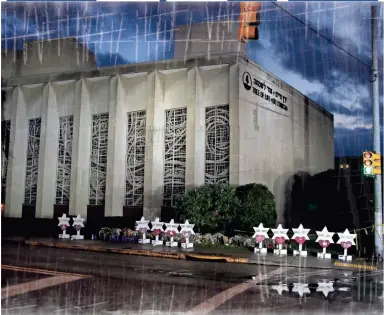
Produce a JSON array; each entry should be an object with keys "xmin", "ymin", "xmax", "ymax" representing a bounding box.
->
[{"xmin": 1, "ymin": 244, "xmax": 383, "ymax": 315}]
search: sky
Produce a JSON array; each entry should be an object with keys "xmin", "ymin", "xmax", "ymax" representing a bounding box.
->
[{"xmin": 1, "ymin": 1, "xmax": 384, "ymax": 157}]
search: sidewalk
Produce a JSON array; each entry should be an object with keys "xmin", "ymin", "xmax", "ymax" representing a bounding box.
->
[{"xmin": 3, "ymin": 236, "xmax": 381, "ymax": 272}]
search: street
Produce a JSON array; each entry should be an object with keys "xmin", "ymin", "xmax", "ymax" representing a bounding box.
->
[{"xmin": 1, "ymin": 243, "xmax": 383, "ymax": 315}]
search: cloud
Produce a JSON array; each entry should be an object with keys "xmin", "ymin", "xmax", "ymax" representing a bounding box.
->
[
  {"xmin": 250, "ymin": 39, "xmax": 327, "ymax": 97},
  {"xmin": 322, "ymin": 70, "xmax": 370, "ymax": 112},
  {"xmin": 333, "ymin": 112, "xmax": 372, "ymax": 130},
  {"xmin": 250, "ymin": 38, "xmax": 372, "ymax": 133}
]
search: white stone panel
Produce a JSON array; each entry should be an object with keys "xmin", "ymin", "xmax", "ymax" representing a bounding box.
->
[
  {"xmin": 229, "ymin": 64, "xmax": 240, "ymax": 185},
  {"xmin": 185, "ymin": 68, "xmax": 197, "ymax": 189},
  {"xmin": 148, "ymin": 71, "xmax": 166, "ymax": 219},
  {"xmin": 36, "ymin": 82, "xmax": 59, "ymax": 218},
  {"xmin": 143, "ymin": 73, "xmax": 156, "ymax": 218},
  {"xmin": 86, "ymin": 77, "xmax": 111, "ymax": 115},
  {"xmin": 194, "ymin": 68, "xmax": 206, "ymax": 186},
  {"xmin": 68, "ymin": 81, "xmax": 82, "ymax": 215},
  {"xmin": 5, "ymin": 87, "xmax": 23, "ymax": 217},
  {"xmin": 199, "ymin": 65, "xmax": 229, "ymax": 107},
  {"xmin": 53, "ymin": 80, "xmax": 76, "ymax": 117}
]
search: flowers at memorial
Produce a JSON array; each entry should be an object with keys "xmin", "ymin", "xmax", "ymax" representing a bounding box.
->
[{"xmin": 99, "ymin": 227, "xmax": 112, "ymax": 241}]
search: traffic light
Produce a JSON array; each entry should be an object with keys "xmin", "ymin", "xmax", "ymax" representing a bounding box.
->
[
  {"xmin": 363, "ymin": 151, "xmax": 382, "ymax": 176},
  {"xmin": 238, "ymin": 2, "xmax": 262, "ymax": 42}
]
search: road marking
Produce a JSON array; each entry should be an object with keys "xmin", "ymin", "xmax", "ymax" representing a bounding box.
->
[
  {"xmin": 2, "ymin": 274, "xmax": 87, "ymax": 298},
  {"xmin": 185, "ymin": 267, "xmax": 286, "ymax": 315},
  {"xmin": 1, "ymin": 264, "xmax": 86, "ymax": 277},
  {"xmin": 1, "ymin": 265, "xmax": 89, "ymax": 299}
]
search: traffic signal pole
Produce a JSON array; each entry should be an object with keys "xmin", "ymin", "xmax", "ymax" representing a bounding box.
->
[{"xmin": 371, "ymin": 6, "xmax": 383, "ymax": 257}]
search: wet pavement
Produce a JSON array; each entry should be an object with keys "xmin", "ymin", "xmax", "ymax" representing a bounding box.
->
[{"xmin": 1, "ymin": 243, "xmax": 383, "ymax": 315}]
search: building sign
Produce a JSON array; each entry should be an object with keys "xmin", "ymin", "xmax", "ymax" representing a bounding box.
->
[{"xmin": 242, "ymin": 71, "xmax": 288, "ymax": 111}]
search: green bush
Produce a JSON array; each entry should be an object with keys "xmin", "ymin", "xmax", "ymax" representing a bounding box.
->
[
  {"xmin": 175, "ymin": 183, "xmax": 240, "ymax": 234},
  {"xmin": 176, "ymin": 183, "xmax": 277, "ymax": 236},
  {"xmin": 233, "ymin": 183, "xmax": 277, "ymax": 233}
]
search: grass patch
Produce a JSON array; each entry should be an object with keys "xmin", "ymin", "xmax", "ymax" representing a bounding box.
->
[{"xmin": 194, "ymin": 243, "xmax": 252, "ymax": 254}]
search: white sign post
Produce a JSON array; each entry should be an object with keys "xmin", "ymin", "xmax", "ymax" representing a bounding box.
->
[
  {"xmin": 271, "ymin": 224, "xmax": 289, "ymax": 256},
  {"xmin": 165, "ymin": 219, "xmax": 179, "ymax": 247},
  {"xmin": 136, "ymin": 217, "xmax": 151, "ymax": 244},
  {"xmin": 316, "ymin": 226, "xmax": 334, "ymax": 259},
  {"xmin": 58, "ymin": 214, "xmax": 70, "ymax": 239},
  {"xmin": 316, "ymin": 281, "xmax": 335, "ymax": 297},
  {"xmin": 180, "ymin": 220, "xmax": 195, "ymax": 249},
  {"xmin": 292, "ymin": 224, "xmax": 310, "ymax": 257},
  {"xmin": 271, "ymin": 282, "xmax": 289, "ymax": 295},
  {"xmin": 71, "ymin": 214, "xmax": 85, "ymax": 240},
  {"xmin": 337, "ymin": 229, "xmax": 357, "ymax": 261},
  {"xmin": 152, "ymin": 218, "xmax": 164, "ymax": 246},
  {"xmin": 292, "ymin": 283, "xmax": 310, "ymax": 297},
  {"xmin": 252, "ymin": 223, "xmax": 269, "ymax": 254}
]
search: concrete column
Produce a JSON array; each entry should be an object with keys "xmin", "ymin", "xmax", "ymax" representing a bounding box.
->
[
  {"xmin": 35, "ymin": 83, "xmax": 59, "ymax": 218},
  {"xmin": 229, "ymin": 64, "xmax": 240, "ymax": 185},
  {"xmin": 69, "ymin": 79, "xmax": 92, "ymax": 218},
  {"xmin": 68, "ymin": 80, "xmax": 82, "ymax": 215},
  {"xmin": 143, "ymin": 73, "xmax": 155, "ymax": 218},
  {"xmin": 193, "ymin": 68, "xmax": 206, "ymax": 186},
  {"xmin": 145, "ymin": 71, "xmax": 165, "ymax": 219},
  {"xmin": 5, "ymin": 86, "xmax": 26, "ymax": 218},
  {"xmin": 185, "ymin": 68, "xmax": 196, "ymax": 189},
  {"xmin": 105, "ymin": 76, "xmax": 123, "ymax": 217}
]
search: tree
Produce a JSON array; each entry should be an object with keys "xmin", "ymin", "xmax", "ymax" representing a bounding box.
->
[
  {"xmin": 175, "ymin": 183, "xmax": 240, "ymax": 234},
  {"xmin": 233, "ymin": 183, "xmax": 277, "ymax": 233}
]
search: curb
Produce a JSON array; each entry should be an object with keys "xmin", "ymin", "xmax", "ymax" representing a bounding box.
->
[
  {"xmin": 25, "ymin": 240, "xmax": 185, "ymax": 261},
  {"xmin": 334, "ymin": 261, "xmax": 378, "ymax": 271},
  {"xmin": 16, "ymin": 239, "xmax": 380, "ymax": 271}
]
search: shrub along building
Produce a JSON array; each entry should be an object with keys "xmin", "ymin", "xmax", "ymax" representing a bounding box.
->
[{"xmin": 1, "ymin": 25, "xmax": 334, "ymax": 233}]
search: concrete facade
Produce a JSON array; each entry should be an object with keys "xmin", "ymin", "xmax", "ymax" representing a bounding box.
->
[
  {"xmin": 1, "ymin": 52, "xmax": 334, "ymax": 224},
  {"xmin": 1, "ymin": 38, "xmax": 96, "ymax": 79}
]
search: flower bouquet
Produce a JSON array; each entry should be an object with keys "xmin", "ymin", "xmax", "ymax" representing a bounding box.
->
[{"xmin": 99, "ymin": 227, "xmax": 112, "ymax": 242}]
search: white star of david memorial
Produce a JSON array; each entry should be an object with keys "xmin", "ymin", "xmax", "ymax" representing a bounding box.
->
[
  {"xmin": 292, "ymin": 224, "xmax": 310, "ymax": 257},
  {"xmin": 136, "ymin": 217, "xmax": 151, "ymax": 244},
  {"xmin": 71, "ymin": 214, "xmax": 85, "ymax": 240},
  {"xmin": 180, "ymin": 220, "xmax": 195, "ymax": 249},
  {"xmin": 292, "ymin": 283, "xmax": 310, "ymax": 297},
  {"xmin": 165, "ymin": 219, "xmax": 179, "ymax": 247},
  {"xmin": 271, "ymin": 224, "xmax": 289, "ymax": 255},
  {"xmin": 316, "ymin": 281, "xmax": 334, "ymax": 297},
  {"xmin": 316, "ymin": 226, "xmax": 335, "ymax": 259},
  {"xmin": 58, "ymin": 214, "xmax": 70, "ymax": 239},
  {"xmin": 337, "ymin": 229, "xmax": 356, "ymax": 261},
  {"xmin": 252, "ymin": 223, "xmax": 270, "ymax": 254},
  {"xmin": 272, "ymin": 282, "xmax": 289, "ymax": 295},
  {"xmin": 151, "ymin": 218, "xmax": 165, "ymax": 246}
]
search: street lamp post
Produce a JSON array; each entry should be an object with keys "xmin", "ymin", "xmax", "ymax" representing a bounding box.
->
[{"xmin": 371, "ymin": 5, "xmax": 383, "ymax": 257}]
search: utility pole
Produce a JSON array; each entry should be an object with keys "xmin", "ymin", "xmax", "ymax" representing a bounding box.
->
[{"xmin": 371, "ymin": 5, "xmax": 383, "ymax": 257}]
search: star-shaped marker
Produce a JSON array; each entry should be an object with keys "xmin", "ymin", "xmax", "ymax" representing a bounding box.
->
[
  {"xmin": 271, "ymin": 224, "xmax": 289, "ymax": 245},
  {"xmin": 136, "ymin": 217, "xmax": 150, "ymax": 233},
  {"xmin": 151, "ymin": 218, "xmax": 165, "ymax": 233},
  {"xmin": 165, "ymin": 219, "xmax": 179, "ymax": 237},
  {"xmin": 337, "ymin": 229, "xmax": 356, "ymax": 249},
  {"xmin": 252, "ymin": 223, "xmax": 270, "ymax": 244},
  {"xmin": 58, "ymin": 214, "xmax": 70, "ymax": 228},
  {"xmin": 292, "ymin": 224, "xmax": 310, "ymax": 245},
  {"xmin": 271, "ymin": 282, "xmax": 289, "ymax": 295},
  {"xmin": 180, "ymin": 220, "xmax": 195, "ymax": 237},
  {"xmin": 316, "ymin": 281, "xmax": 334, "ymax": 297},
  {"xmin": 72, "ymin": 214, "xmax": 85, "ymax": 228},
  {"xmin": 316, "ymin": 226, "xmax": 334, "ymax": 248},
  {"xmin": 292, "ymin": 283, "xmax": 310, "ymax": 297}
]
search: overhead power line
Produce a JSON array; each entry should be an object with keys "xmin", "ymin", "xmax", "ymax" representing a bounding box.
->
[{"xmin": 271, "ymin": 2, "xmax": 372, "ymax": 70}]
